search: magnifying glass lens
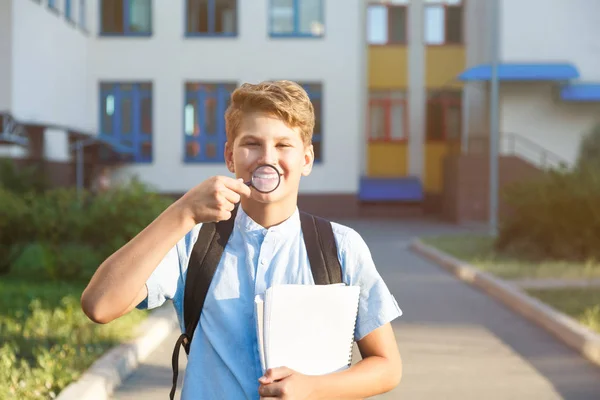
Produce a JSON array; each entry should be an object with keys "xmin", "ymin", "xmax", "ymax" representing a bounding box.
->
[{"xmin": 251, "ymin": 165, "xmax": 280, "ymax": 193}]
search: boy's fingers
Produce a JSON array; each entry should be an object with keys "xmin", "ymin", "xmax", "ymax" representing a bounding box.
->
[
  {"xmin": 222, "ymin": 176, "xmax": 252, "ymax": 197},
  {"xmin": 259, "ymin": 367, "xmax": 293, "ymax": 384}
]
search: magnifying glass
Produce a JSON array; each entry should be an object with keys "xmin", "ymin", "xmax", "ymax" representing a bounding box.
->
[{"xmin": 245, "ymin": 164, "xmax": 282, "ymax": 194}]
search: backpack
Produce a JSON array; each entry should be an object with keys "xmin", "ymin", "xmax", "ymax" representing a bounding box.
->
[{"xmin": 169, "ymin": 207, "xmax": 343, "ymax": 399}]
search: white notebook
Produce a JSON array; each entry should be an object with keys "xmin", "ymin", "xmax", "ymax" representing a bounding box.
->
[{"xmin": 254, "ymin": 283, "xmax": 360, "ymax": 376}]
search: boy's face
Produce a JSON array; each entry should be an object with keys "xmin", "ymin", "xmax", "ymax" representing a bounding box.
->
[{"xmin": 225, "ymin": 112, "xmax": 314, "ymax": 204}]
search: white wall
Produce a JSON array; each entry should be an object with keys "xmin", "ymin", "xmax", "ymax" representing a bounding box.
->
[
  {"xmin": 501, "ymin": 0, "xmax": 600, "ymax": 81},
  {"xmin": 89, "ymin": 0, "xmax": 365, "ymax": 194},
  {"xmin": 11, "ymin": 0, "xmax": 91, "ymax": 131},
  {"xmin": 44, "ymin": 128, "xmax": 70, "ymax": 161},
  {"xmin": 0, "ymin": 0, "xmax": 13, "ymax": 112},
  {"xmin": 500, "ymin": 83, "xmax": 600, "ymax": 166}
]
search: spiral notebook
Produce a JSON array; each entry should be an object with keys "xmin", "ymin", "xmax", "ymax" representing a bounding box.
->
[{"xmin": 254, "ymin": 283, "xmax": 360, "ymax": 376}]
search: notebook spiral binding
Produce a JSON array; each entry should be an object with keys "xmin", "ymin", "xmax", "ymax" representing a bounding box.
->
[{"xmin": 347, "ymin": 294, "xmax": 360, "ymax": 366}]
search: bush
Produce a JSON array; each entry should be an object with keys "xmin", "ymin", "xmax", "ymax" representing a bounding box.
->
[
  {"xmin": 497, "ymin": 168, "xmax": 600, "ymax": 261},
  {"xmin": 82, "ymin": 179, "xmax": 174, "ymax": 258},
  {"xmin": 0, "ymin": 280, "xmax": 148, "ymax": 399},
  {"xmin": 0, "ymin": 188, "xmax": 31, "ymax": 275},
  {"xmin": 576, "ymin": 123, "xmax": 600, "ymax": 173},
  {"xmin": 0, "ymin": 158, "xmax": 49, "ymax": 195}
]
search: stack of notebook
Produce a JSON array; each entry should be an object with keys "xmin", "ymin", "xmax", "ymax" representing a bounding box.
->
[{"xmin": 254, "ymin": 283, "xmax": 361, "ymax": 376}]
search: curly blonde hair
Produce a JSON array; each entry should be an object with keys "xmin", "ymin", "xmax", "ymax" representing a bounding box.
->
[{"xmin": 225, "ymin": 80, "xmax": 315, "ymax": 146}]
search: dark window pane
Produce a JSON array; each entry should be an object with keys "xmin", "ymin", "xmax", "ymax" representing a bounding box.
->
[
  {"xmin": 389, "ymin": 7, "xmax": 407, "ymax": 43},
  {"xmin": 187, "ymin": 0, "xmax": 209, "ymax": 33},
  {"xmin": 141, "ymin": 142, "xmax": 152, "ymax": 159},
  {"xmin": 313, "ymin": 140, "xmax": 321, "ymax": 161},
  {"xmin": 312, "ymin": 97, "xmax": 321, "ymax": 135},
  {"xmin": 446, "ymin": 105, "xmax": 461, "ymax": 140},
  {"xmin": 446, "ymin": 6, "xmax": 463, "ymax": 43},
  {"xmin": 141, "ymin": 97, "xmax": 152, "ymax": 134},
  {"xmin": 121, "ymin": 97, "xmax": 132, "ymax": 135},
  {"xmin": 215, "ymin": 0, "xmax": 237, "ymax": 33},
  {"xmin": 271, "ymin": 0, "xmax": 294, "ymax": 34},
  {"xmin": 187, "ymin": 141, "xmax": 200, "ymax": 158},
  {"xmin": 140, "ymin": 82, "xmax": 152, "ymax": 91},
  {"xmin": 426, "ymin": 101, "xmax": 444, "ymax": 140},
  {"xmin": 205, "ymin": 98, "xmax": 216, "ymax": 135},
  {"xmin": 120, "ymin": 83, "xmax": 133, "ymax": 92},
  {"xmin": 101, "ymin": 0, "xmax": 124, "ymax": 33},
  {"xmin": 206, "ymin": 142, "xmax": 217, "ymax": 158},
  {"xmin": 128, "ymin": 0, "xmax": 151, "ymax": 33}
]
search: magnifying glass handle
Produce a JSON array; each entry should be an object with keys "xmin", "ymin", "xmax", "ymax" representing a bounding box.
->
[{"xmin": 244, "ymin": 180, "xmax": 252, "ymax": 187}]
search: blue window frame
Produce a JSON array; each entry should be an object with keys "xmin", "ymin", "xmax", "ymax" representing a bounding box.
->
[
  {"xmin": 186, "ymin": 0, "xmax": 237, "ymax": 37},
  {"xmin": 269, "ymin": 0, "xmax": 324, "ymax": 38},
  {"xmin": 300, "ymin": 83, "xmax": 323, "ymax": 162},
  {"xmin": 100, "ymin": 82, "xmax": 152, "ymax": 163},
  {"xmin": 100, "ymin": 0, "xmax": 152, "ymax": 36},
  {"xmin": 184, "ymin": 83, "xmax": 236, "ymax": 163},
  {"xmin": 80, "ymin": 0, "xmax": 86, "ymax": 28},
  {"xmin": 48, "ymin": 0, "xmax": 57, "ymax": 10}
]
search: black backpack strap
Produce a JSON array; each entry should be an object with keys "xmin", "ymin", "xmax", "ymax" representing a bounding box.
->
[
  {"xmin": 299, "ymin": 211, "xmax": 343, "ymax": 285},
  {"xmin": 169, "ymin": 207, "xmax": 237, "ymax": 400}
]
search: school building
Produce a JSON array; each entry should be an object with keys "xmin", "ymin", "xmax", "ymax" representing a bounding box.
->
[{"xmin": 1, "ymin": 0, "xmax": 599, "ymax": 222}]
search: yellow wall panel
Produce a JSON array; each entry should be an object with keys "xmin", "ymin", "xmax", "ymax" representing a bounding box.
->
[
  {"xmin": 425, "ymin": 46, "xmax": 466, "ymax": 89},
  {"xmin": 368, "ymin": 142, "xmax": 408, "ymax": 177},
  {"xmin": 368, "ymin": 46, "xmax": 408, "ymax": 89},
  {"xmin": 424, "ymin": 142, "xmax": 449, "ymax": 193}
]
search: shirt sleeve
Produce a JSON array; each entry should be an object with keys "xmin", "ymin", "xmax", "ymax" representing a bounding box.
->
[
  {"xmin": 135, "ymin": 243, "xmax": 182, "ymax": 310},
  {"xmin": 337, "ymin": 227, "xmax": 403, "ymax": 341}
]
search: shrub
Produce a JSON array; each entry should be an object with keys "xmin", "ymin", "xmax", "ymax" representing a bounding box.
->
[
  {"xmin": 576, "ymin": 123, "xmax": 600, "ymax": 173},
  {"xmin": 497, "ymin": 167, "xmax": 600, "ymax": 261},
  {"xmin": 0, "ymin": 188, "xmax": 31, "ymax": 275},
  {"xmin": 0, "ymin": 158, "xmax": 49, "ymax": 195},
  {"xmin": 82, "ymin": 178, "xmax": 173, "ymax": 258}
]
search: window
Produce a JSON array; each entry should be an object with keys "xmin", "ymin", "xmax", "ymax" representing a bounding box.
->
[
  {"xmin": 424, "ymin": 0, "xmax": 463, "ymax": 44},
  {"xmin": 368, "ymin": 91, "xmax": 407, "ymax": 142},
  {"xmin": 426, "ymin": 91, "xmax": 461, "ymax": 141},
  {"xmin": 48, "ymin": 0, "xmax": 58, "ymax": 10},
  {"xmin": 184, "ymin": 83, "xmax": 236, "ymax": 163},
  {"xmin": 100, "ymin": 82, "xmax": 153, "ymax": 163},
  {"xmin": 100, "ymin": 0, "xmax": 152, "ymax": 36},
  {"xmin": 65, "ymin": 0, "xmax": 73, "ymax": 21},
  {"xmin": 299, "ymin": 83, "xmax": 323, "ymax": 162},
  {"xmin": 186, "ymin": 0, "xmax": 237, "ymax": 36},
  {"xmin": 80, "ymin": 0, "xmax": 86, "ymax": 29},
  {"xmin": 367, "ymin": 1, "xmax": 408, "ymax": 44},
  {"xmin": 270, "ymin": 0, "xmax": 324, "ymax": 37}
]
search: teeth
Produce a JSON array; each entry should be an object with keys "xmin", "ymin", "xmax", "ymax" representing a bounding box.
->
[{"xmin": 256, "ymin": 174, "xmax": 278, "ymax": 179}]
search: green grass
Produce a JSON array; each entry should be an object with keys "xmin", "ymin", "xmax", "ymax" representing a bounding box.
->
[
  {"xmin": 422, "ymin": 234, "xmax": 600, "ymax": 280},
  {"xmin": 526, "ymin": 288, "xmax": 600, "ymax": 334},
  {"xmin": 0, "ymin": 277, "xmax": 148, "ymax": 399}
]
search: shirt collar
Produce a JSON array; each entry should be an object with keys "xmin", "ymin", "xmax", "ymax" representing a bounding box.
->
[{"xmin": 234, "ymin": 205, "xmax": 301, "ymax": 237}]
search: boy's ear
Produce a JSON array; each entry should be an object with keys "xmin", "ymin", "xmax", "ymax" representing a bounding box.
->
[
  {"xmin": 302, "ymin": 143, "xmax": 314, "ymax": 176},
  {"xmin": 224, "ymin": 142, "xmax": 235, "ymax": 173}
]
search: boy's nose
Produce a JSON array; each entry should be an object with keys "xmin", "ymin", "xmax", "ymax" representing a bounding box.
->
[{"xmin": 258, "ymin": 146, "xmax": 277, "ymax": 165}]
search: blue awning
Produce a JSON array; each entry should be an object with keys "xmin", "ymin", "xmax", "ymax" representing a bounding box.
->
[
  {"xmin": 458, "ymin": 63, "xmax": 580, "ymax": 82},
  {"xmin": 560, "ymin": 83, "xmax": 600, "ymax": 102}
]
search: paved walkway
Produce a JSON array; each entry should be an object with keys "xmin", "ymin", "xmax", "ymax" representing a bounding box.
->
[{"xmin": 113, "ymin": 217, "xmax": 600, "ymax": 399}]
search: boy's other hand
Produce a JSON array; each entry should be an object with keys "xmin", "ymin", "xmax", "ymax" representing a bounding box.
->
[
  {"xmin": 258, "ymin": 367, "xmax": 318, "ymax": 399},
  {"xmin": 178, "ymin": 176, "xmax": 251, "ymax": 224}
]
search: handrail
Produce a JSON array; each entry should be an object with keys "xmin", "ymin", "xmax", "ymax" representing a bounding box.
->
[
  {"xmin": 0, "ymin": 112, "xmax": 29, "ymax": 146},
  {"xmin": 454, "ymin": 132, "xmax": 569, "ymax": 170}
]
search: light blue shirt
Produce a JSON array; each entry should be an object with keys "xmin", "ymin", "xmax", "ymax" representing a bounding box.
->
[{"xmin": 137, "ymin": 206, "xmax": 402, "ymax": 400}]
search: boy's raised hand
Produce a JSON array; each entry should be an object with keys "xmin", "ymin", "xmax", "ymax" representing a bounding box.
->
[{"xmin": 178, "ymin": 176, "xmax": 251, "ymax": 224}]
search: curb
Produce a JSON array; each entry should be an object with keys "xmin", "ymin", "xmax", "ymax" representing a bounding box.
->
[
  {"xmin": 56, "ymin": 305, "xmax": 179, "ymax": 400},
  {"xmin": 410, "ymin": 239, "xmax": 600, "ymax": 368}
]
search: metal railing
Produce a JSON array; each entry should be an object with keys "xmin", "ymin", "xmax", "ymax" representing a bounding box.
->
[{"xmin": 455, "ymin": 132, "xmax": 570, "ymax": 170}]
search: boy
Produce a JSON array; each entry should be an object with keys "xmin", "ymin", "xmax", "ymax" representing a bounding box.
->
[{"xmin": 81, "ymin": 80, "xmax": 403, "ymax": 399}]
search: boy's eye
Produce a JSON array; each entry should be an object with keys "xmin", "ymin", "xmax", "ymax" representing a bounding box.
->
[
  {"xmin": 245, "ymin": 142, "xmax": 259, "ymax": 146},
  {"xmin": 278, "ymin": 143, "xmax": 291, "ymax": 147}
]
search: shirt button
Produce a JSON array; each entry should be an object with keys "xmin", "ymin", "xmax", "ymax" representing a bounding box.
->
[{"xmin": 260, "ymin": 259, "xmax": 265, "ymax": 265}]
